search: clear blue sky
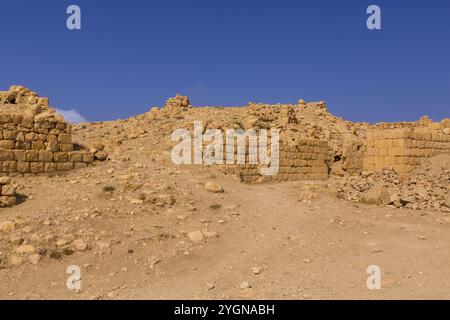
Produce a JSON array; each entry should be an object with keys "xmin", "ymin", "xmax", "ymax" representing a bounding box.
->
[{"xmin": 1, "ymin": 0, "xmax": 449, "ymax": 123}]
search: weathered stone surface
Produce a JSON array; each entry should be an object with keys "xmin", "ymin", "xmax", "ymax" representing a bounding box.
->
[
  {"xmin": 1, "ymin": 184, "xmax": 16, "ymax": 196},
  {"xmin": 188, "ymin": 231, "xmax": 204, "ymax": 243},
  {"xmin": 0, "ymin": 86, "xmax": 103, "ymax": 175},
  {"xmin": 205, "ymin": 182, "xmax": 224, "ymax": 193},
  {"xmin": 0, "ymin": 177, "xmax": 11, "ymax": 185},
  {"xmin": 94, "ymin": 150, "xmax": 108, "ymax": 161},
  {"xmin": 0, "ymin": 220, "xmax": 15, "ymax": 233},
  {"xmin": 155, "ymin": 194, "xmax": 175, "ymax": 206},
  {"xmin": 16, "ymin": 244, "xmax": 36, "ymax": 255},
  {"xmin": 0, "ymin": 196, "xmax": 16, "ymax": 207}
]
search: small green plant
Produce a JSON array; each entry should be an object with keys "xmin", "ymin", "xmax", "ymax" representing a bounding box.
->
[{"xmin": 102, "ymin": 185, "xmax": 116, "ymax": 193}]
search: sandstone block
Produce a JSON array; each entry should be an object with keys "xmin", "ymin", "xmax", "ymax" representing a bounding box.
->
[
  {"xmin": 155, "ymin": 194, "xmax": 176, "ymax": 206},
  {"xmin": 15, "ymin": 131, "xmax": 25, "ymax": 142},
  {"xmin": 31, "ymin": 140, "xmax": 45, "ymax": 150},
  {"xmin": 49, "ymin": 129, "xmax": 61, "ymax": 136},
  {"xmin": 25, "ymin": 132, "xmax": 37, "ymax": 141},
  {"xmin": 0, "ymin": 177, "xmax": 11, "ymax": 184},
  {"xmin": 0, "ymin": 114, "xmax": 12, "ymax": 124},
  {"xmin": 30, "ymin": 162, "xmax": 45, "ymax": 173},
  {"xmin": 1, "ymin": 184, "xmax": 16, "ymax": 196},
  {"xmin": 47, "ymin": 134, "xmax": 58, "ymax": 143},
  {"xmin": 11, "ymin": 113, "xmax": 23, "ymax": 124},
  {"xmin": 16, "ymin": 161, "xmax": 30, "ymax": 173},
  {"xmin": 83, "ymin": 152, "xmax": 94, "ymax": 163},
  {"xmin": 58, "ymin": 133, "xmax": 72, "ymax": 144},
  {"xmin": 361, "ymin": 184, "xmax": 384, "ymax": 205},
  {"xmin": 44, "ymin": 162, "xmax": 58, "ymax": 172},
  {"xmin": 40, "ymin": 121, "xmax": 55, "ymax": 129},
  {"xmin": 2, "ymin": 161, "xmax": 17, "ymax": 172},
  {"xmin": 46, "ymin": 141, "xmax": 59, "ymax": 152},
  {"xmin": 0, "ymin": 196, "xmax": 16, "ymax": 207},
  {"xmin": 21, "ymin": 116, "xmax": 34, "ymax": 128},
  {"xmin": 26, "ymin": 150, "xmax": 39, "ymax": 161},
  {"xmin": 74, "ymin": 162, "xmax": 88, "ymax": 169},
  {"xmin": 68, "ymin": 152, "xmax": 83, "ymax": 162},
  {"xmin": 56, "ymin": 122, "xmax": 66, "ymax": 130},
  {"xmin": 0, "ymin": 150, "xmax": 14, "ymax": 161},
  {"xmin": 58, "ymin": 162, "xmax": 74, "ymax": 171},
  {"xmin": 205, "ymin": 182, "xmax": 224, "ymax": 193},
  {"xmin": 37, "ymin": 97, "xmax": 49, "ymax": 106},
  {"xmin": 0, "ymin": 140, "xmax": 15, "ymax": 149},
  {"xmin": 59, "ymin": 143, "xmax": 74, "ymax": 152},
  {"xmin": 16, "ymin": 244, "xmax": 36, "ymax": 255},
  {"xmin": 188, "ymin": 231, "xmax": 204, "ymax": 243},
  {"xmin": 14, "ymin": 141, "xmax": 28, "ymax": 150},
  {"xmin": 94, "ymin": 150, "xmax": 108, "ymax": 161},
  {"xmin": 3, "ymin": 130, "xmax": 17, "ymax": 140},
  {"xmin": 38, "ymin": 150, "xmax": 54, "ymax": 162},
  {"xmin": 54, "ymin": 152, "xmax": 68, "ymax": 162},
  {"xmin": 0, "ymin": 220, "xmax": 15, "ymax": 232}
]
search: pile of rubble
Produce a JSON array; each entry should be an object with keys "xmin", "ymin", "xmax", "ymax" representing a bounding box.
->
[
  {"xmin": 163, "ymin": 94, "xmax": 190, "ymax": 110},
  {"xmin": 0, "ymin": 85, "xmax": 48, "ymax": 106},
  {"xmin": 331, "ymin": 153, "xmax": 450, "ymax": 212}
]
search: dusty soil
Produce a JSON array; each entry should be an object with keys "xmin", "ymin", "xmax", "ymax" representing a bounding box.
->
[{"xmin": 0, "ymin": 105, "xmax": 449, "ymax": 300}]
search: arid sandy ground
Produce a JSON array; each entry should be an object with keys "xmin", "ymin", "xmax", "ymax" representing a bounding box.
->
[{"xmin": 1, "ymin": 119, "xmax": 450, "ymax": 300}]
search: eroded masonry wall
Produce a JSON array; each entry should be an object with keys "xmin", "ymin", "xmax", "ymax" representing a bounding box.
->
[
  {"xmin": 227, "ymin": 139, "xmax": 329, "ymax": 183},
  {"xmin": 362, "ymin": 128, "xmax": 450, "ymax": 175},
  {"xmin": 0, "ymin": 111, "xmax": 94, "ymax": 175}
]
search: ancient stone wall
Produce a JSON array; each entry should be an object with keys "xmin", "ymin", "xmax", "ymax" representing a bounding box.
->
[
  {"xmin": 228, "ymin": 139, "xmax": 329, "ymax": 183},
  {"xmin": 0, "ymin": 86, "xmax": 95, "ymax": 176},
  {"xmin": 341, "ymin": 138, "xmax": 365, "ymax": 175},
  {"xmin": 159, "ymin": 94, "xmax": 450, "ymax": 181},
  {"xmin": 362, "ymin": 127, "xmax": 450, "ymax": 175}
]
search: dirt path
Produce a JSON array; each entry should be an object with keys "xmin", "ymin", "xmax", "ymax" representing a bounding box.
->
[{"xmin": 2, "ymin": 178, "xmax": 450, "ymax": 300}]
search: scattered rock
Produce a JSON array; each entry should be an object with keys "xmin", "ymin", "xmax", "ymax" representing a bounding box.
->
[
  {"xmin": 380, "ymin": 190, "xmax": 398, "ymax": 205},
  {"xmin": 251, "ymin": 266, "xmax": 263, "ymax": 275},
  {"xmin": 240, "ymin": 281, "xmax": 251, "ymax": 289},
  {"xmin": 203, "ymin": 231, "xmax": 218, "ymax": 238},
  {"xmin": 205, "ymin": 182, "xmax": 224, "ymax": 193},
  {"xmin": 94, "ymin": 150, "xmax": 108, "ymax": 161},
  {"xmin": 130, "ymin": 198, "xmax": 144, "ymax": 205},
  {"xmin": 188, "ymin": 231, "xmax": 204, "ymax": 243},
  {"xmin": 400, "ymin": 195, "xmax": 415, "ymax": 205},
  {"xmin": 73, "ymin": 239, "xmax": 88, "ymax": 251},
  {"xmin": 28, "ymin": 253, "xmax": 41, "ymax": 265},
  {"xmin": 360, "ymin": 184, "xmax": 384, "ymax": 205},
  {"xmin": 16, "ymin": 244, "xmax": 36, "ymax": 255},
  {"xmin": 155, "ymin": 194, "xmax": 175, "ymax": 206},
  {"xmin": 0, "ymin": 221, "xmax": 15, "ymax": 233}
]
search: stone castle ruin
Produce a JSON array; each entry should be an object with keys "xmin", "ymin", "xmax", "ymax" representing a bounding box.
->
[
  {"xmin": 0, "ymin": 86, "xmax": 98, "ymax": 176},
  {"xmin": 1, "ymin": 86, "xmax": 449, "ymax": 208},
  {"xmin": 159, "ymin": 94, "xmax": 450, "ymax": 183},
  {"xmin": 363, "ymin": 126, "xmax": 450, "ymax": 176},
  {"xmin": 0, "ymin": 86, "xmax": 108, "ymax": 206}
]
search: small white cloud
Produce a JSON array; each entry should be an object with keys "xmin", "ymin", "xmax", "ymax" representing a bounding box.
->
[{"xmin": 55, "ymin": 109, "xmax": 87, "ymax": 124}]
